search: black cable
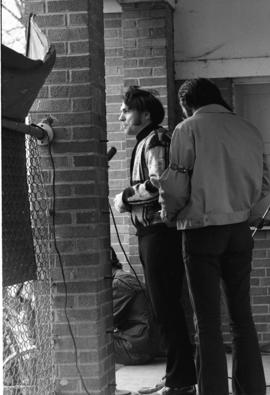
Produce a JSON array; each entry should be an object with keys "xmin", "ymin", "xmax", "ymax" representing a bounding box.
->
[
  {"xmin": 251, "ymin": 203, "xmax": 270, "ymax": 237},
  {"xmin": 109, "ymin": 203, "xmax": 146, "ymax": 297},
  {"xmin": 48, "ymin": 142, "xmax": 91, "ymax": 395},
  {"xmin": 25, "ymin": 13, "xmax": 33, "ymax": 58}
]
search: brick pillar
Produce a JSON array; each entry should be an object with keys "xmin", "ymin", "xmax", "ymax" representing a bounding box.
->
[
  {"xmin": 106, "ymin": 0, "xmax": 176, "ymax": 275},
  {"xmin": 26, "ymin": 0, "xmax": 115, "ymax": 394}
]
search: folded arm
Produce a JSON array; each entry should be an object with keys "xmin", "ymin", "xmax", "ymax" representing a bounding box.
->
[{"xmin": 159, "ymin": 123, "xmax": 195, "ymax": 222}]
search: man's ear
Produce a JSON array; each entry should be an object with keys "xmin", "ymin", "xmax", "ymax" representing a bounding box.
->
[{"xmin": 144, "ymin": 111, "xmax": 151, "ymax": 121}]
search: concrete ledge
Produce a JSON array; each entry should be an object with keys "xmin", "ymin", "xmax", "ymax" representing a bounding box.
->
[
  {"xmin": 175, "ymin": 56, "xmax": 270, "ymax": 79},
  {"xmin": 118, "ymin": 0, "xmax": 176, "ymax": 9},
  {"xmin": 104, "ymin": 0, "xmax": 176, "ymax": 13}
]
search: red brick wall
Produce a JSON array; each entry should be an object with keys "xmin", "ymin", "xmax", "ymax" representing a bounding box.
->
[{"xmin": 26, "ymin": 0, "xmax": 115, "ymax": 393}]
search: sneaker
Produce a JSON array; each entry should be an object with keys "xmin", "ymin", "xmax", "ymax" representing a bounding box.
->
[{"xmin": 159, "ymin": 386, "xmax": 196, "ymax": 395}]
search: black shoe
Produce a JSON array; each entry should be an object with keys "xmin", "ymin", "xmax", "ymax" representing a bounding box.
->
[{"xmin": 160, "ymin": 386, "xmax": 196, "ymax": 395}]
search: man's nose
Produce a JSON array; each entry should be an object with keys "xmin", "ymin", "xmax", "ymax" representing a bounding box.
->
[{"xmin": 119, "ymin": 113, "xmax": 125, "ymax": 121}]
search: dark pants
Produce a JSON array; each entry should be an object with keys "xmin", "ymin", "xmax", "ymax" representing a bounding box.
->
[
  {"xmin": 183, "ymin": 221, "xmax": 266, "ymax": 395},
  {"xmin": 138, "ymin": 224, "xmax": 197, "ymax": 388}
]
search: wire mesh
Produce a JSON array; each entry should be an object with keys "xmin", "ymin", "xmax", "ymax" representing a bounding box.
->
[{"xmin": 3, "ymin": 135, "xmax": 54, "ymax": 394}]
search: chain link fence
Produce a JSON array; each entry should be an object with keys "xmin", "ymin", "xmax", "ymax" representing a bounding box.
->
[{"xmin": 3, "ymin": 133, "xmax": 54, "ymax": 394}]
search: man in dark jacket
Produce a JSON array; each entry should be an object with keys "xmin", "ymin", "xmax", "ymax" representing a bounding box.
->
[{"xmin": 114, "ymin": 87, "xmax": 196, "ymax": 395}]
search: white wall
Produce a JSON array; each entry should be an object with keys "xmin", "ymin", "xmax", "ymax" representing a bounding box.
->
[
  {"xmin": 174, "ymin": 0, "xmax": 270, "ymax": 79},
  {"xmin": 104, "ymin": 0, "xmax": 121, "ymax": 13}
]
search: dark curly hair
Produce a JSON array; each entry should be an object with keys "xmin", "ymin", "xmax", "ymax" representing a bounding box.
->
[
  {"xmin": 123, "ymin": 86, "xmax": 165, "ymax": 126},
  {"xmin": 178, "ymin": 78, "xmax": 232, "ymax": 113}
]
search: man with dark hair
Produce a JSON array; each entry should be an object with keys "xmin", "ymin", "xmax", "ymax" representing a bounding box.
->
[
  {"xmin": 160, "ymin": 78, "xmax": 269, "ymax": 395},
  {"xmin": 114, "ymin": 87, "xmax": 197, "ymax": 395},
  {"xmin": 111, "ymin": 247, "xmax": 160, "ymax": 366}
]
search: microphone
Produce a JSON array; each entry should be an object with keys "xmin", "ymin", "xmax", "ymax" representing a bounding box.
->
[{"xmin": 107, "ymin": 146, "xmax": 117, "ymax": 161}]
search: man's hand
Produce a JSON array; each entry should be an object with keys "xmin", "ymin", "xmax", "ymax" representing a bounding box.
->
[
  {"xmin": 114, "ymin": 192, "xmax": 130, "ymax": 213},
  {"xmin": 159, "ymin": 208, "xmax": 177, "ymax": 227}
]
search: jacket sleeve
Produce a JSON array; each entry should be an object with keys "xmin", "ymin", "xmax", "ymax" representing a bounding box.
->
[
  {"xmin": 159, "ymin": 122, "xmax": 195, "ymax": 221},
  {"xmin": 125, "ymin": 144, "xmax": 167, "ymax": 206},
  {"xmin": 249, "ymin": 153, "xmax": 270, "ymax": 225}
]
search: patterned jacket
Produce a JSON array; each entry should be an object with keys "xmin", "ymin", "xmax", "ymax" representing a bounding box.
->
[{"xmin": 114, "ymin": 123, "xmax": 171, "ymax": 233}]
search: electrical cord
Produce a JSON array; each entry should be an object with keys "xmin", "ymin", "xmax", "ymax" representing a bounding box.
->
[
  {"xmin": 109, "ymin": 202, "xmax": 146, "ymax": 298},
  {"xmin": 48, "ymin": 142, "xmax": 91, "ymax": 395}
]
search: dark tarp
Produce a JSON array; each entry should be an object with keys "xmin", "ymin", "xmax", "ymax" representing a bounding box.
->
[
  {"xmin": 2, "ymin": 44, "xmax": 56, "ymax": 121},
  {"xmin": 2, "ymin": 44, "xmax": 56, "ymax": 286}
]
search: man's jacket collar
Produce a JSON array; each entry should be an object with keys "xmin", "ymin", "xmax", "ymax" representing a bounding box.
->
[
  {"xmin": 136, "ymin": 123, "xmax": 157, "ymax": 142},
  {"xmin": 194, "ymin": 104, "xmax": 232, "ymax": 116}
]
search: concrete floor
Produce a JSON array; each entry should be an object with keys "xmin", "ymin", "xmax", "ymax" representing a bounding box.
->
[{"xmin": 116, "ymin": 354, "xmax": 270, "ymax": 394}]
